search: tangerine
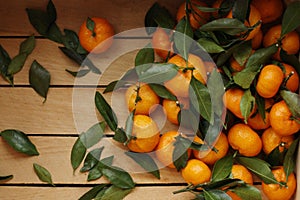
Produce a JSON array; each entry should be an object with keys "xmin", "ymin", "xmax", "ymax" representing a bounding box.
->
[
  {"xmin": 251, "ymin": 0, "xmax": 283, "ymax": 24},
  {"xmin": 282, "ymin": 63, "xmax": 299, "ymax": 92},
  {"xmin": 152, "ymin": 27, "xmax": 173, "ymax": 60},
  {"xmin": 181, "ymin": 159, "xmax": 211, "ymax": 185}
]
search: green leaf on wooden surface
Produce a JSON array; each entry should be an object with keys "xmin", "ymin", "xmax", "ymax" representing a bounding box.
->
[
  {"xmin": 0, "ymin": 129, "xmax": 39, "ymax": 156},
  {"xmin": 281, "ymin": 1, "xmax": 300, "ymax": 37},
  {"xmin": 197, "ymin": 38, "xmax": 225, "ymax": 54},
  {"xmin": 100, "ymin": 185, "xmax": 132, "ymax": 200},
  {"xmin": 280, "ymin": 90, "xmax": 300, "ymax": 119},
  {"xmin": 26, "ymin": 8, "xmax": 52, "ymax": 36},
  {"xmin": 29, "ymin": 60, "xmax": 51, "ymax": 100},
  {"xmin": 0, "ymin": 175, "xmax": 13, "ymax": 182},
  {"xmin": 200, "ymin": 18, "xmax": 247, "ymax": 35},
  {"xmin": 19, "ymin": 35, "xmax": 36, "ymax": 55},
  {"xmin": 174, "ymin": 17, "xmax": 193, "ymax": 61},
  {"xmin": 80, "ymin": 122, "xmax": 105, "ymax": 148},
  {"xmin": 283, "ymin": 137, "xmax": 299, "ymax": 182},
  {"xmin": 80, "ymin": 147, "xmax": 104, "ymax": 172},
  {"xmin": 46, "ymin": 0, "xmax": 57, "ymax": 23},
  {"xmin": 211, "ymin": 154, "xmax": 233, "ymax": 182},
  {"xmin": 190, "ymin": 76, "xmax": 213, "ymax": 124},
  {"xmin": 228, "ymin": 184, "xmax": 262, "ymax": 200},
  {"xmin": 33, "ymin": 163, "xmax": 54, "ymax": 186},
  {"xmin": 87, "ymin": 156, "xmax": 114, "ymax": 182},
  {"xmin": 125, "ymin": 151, "xmax": 160, "ymax": 179},
  {"xmin": 7, "ymin": 53, "xmax": 27, "ymax": 75},
  {"xmin": 70, "ymin": 137, "xmax": 87, "ymax": 172},
  {"xmin": 103, "ymin": 80, "xmax": 118, "ymax": 93},
  {"xmin": 95, "ymin": 91, "xmax": 118, "ymax": 131},
  {"xmin": 113, "ymin": 128, "xmax": 127, "ymax": 143},
  {"xmin": 62, "ymin": 29, "xmax": 80, "ymax": 51},
  {"xmin": 138, "ymin": 63, "xmax": 178, "ymax": 83},
  {"xmin": 78, "ymin": 184, "xmax": 108, "ymax": 200},
  {"xmin": 149, "ymin": 83, "xmax": 177, "ymax": 101},
  {"xmin": 144, "ymin": 2, "xmax": 175, "ymax": 35},
  {"xmin": 236, "ymin": 157, "xmax": 283, "ymax": 185},
  {"xmin": 232, "ymin": 0, "xmax": 249, "ymax": 23},
  {"xmin": 240, "ymin": 89, "xmax": 255, "ymax": 123},
  {"xmin": 135, "ymin": 43, "xmax": 154, "ymax": 68},
  {"xmin": 65, "ymin": 69, "xmax": 90, "ymax": 77}
]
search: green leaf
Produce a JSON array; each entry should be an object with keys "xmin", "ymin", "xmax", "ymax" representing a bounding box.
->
[
  {"xmin": 100, "ymin": 165, "xmax": 135, "ymax": 189},
  {"xmin": 200, "ymin": 18, "xmax": 247, "ymax": 35},
  {"xmin": 62, "ymin": 29, "xmax": 80, "ymax": 51},
  {"xmin": 19, "ymin": 35, "xmax": 36, "ymax": 55},
  {"xmin": 65, "ymin": 69, "xmax": 90, "ymax": 77},
  {"xmin": 0, "ymin": 129, "xmax": 39, "ymax": 156},
  {"xmin": 283, "ymin": 137, "xmax": 299, "ymax": 182},
  {"xmin": 125, "ymin": 151, "xmax": 160, "ymax": 179},
  {"xmin": 70, "ymin": 137, "xmax": 87, "ymax": 172},
  {"xmin": 216, "ymin": 43, "xmax": 240, "ymax": 67},
  {"xmin": 211, "ymin": 155, "xmax": 233, "ymax": 182},
  {"xmin": 80, "ymin": 122, "xmax": 105, "ymax": 148},
  {"xmin": 236, "ymin": 157, "xmax": 282, "ymax": 185},
  {"xmin": 233, "ymin": 41, "xmax": 252, "ymax": 66},
  {"xmin": 100, "ymin": 185, "xmax": 132, "ymax": 200},
  {"xmin": 46, "ymin": 0, "xmax": 56, "ymax": 23},
  {"xmin": 194, "ymin": 5, "xmax": 219, "ymax": 13},
  {"xmin": 33, "ymin": 163, "xmax": 54, "ymax": 186},
  {"xmin": 174, "ymin": 17, "xmax": 193, "ymax": 61},
  {"xmin": 124, "ymin": 111, "xmax": 134, "ymax": 143},
  {"xmin": 218, "ymin": 0, "xmax": 235, "ymax": 17},
  {"xmin": 255, "ymin": 95, "xmax": 266, "ymax": 123},
  {"xmin": 86, "ymin": 17, "xmax": 95, "ymax": 34},
  {"xmin": 113, "ymin": 128, "xmax": 127, "ymax": 143},
  {"xmin": 240, "ymin": 89, "xmax": 255, "ymax": 123},
  {"xmin": 78, "ymin": 184, "xmax": 108, "ymax": 200},
  {"xmin": 233, "ymin": 71, "xmax": 258, "ymax": 89},
  {"xmin": 29, "ymin": 60, "xmax": 51, "ymax": 100},
  {"xmin": 0, "ymin": 175, "xmax": 13, "ymax": 182},
  {"xmin": 144, "ymin": 2, "xmax": 175, "ymax": 35},
  {"xmin": 281, "ymin": 1, "xmax": 300, "ymax": 37},
  {"xmin": 80, "ymin": 147, "xmax": 104, "ymax": 172},
  {"xmin": 190, "ymin": 76, "xmax": 213, "ymax": 124},
  {"xmin": 265, "ymin": 145, "xmax": 286, "ymax": 167},
  {"xmin": 87, "ymin": 156, "xmax": 115, "ymax": 181},
  {"xmin": 95, "ymin": 91, "xmax": 118, "ymax": 131},
  {"xmin": 173, "ymin": 136, "xmax": 190, "ymax": 171},
  {"xmin": 280, "ymin": 90, "xmax": 300, "ymax": 119},
  {"xmin": 202, "ymin": 178, "xmax": 243, "ymax": 190},
  {"xmin": 103, "ymin": 80, "xmax": 118, "ymax": 93},
  {"xmin": 138, "ymin": 63, "xmax": 178, "ymax": 83},
  {"xmin": 203, "ymin": 189, "xmax": 231, "ymax": 200},
  {"xmin": 26, "ymin": 8, "xmax": 51, "ymax": 35},
  {"xmin": 280, "ymin": 50, "xmax": 300, "ymax": 76},
  {"xmin": 7, "ymin": 53, "xmax": 28, "ymax": 75},
  {"xmin": 232, "ymin": 0, "xmax": 249, "ymax": 23},
  {"xmin": 229, "ymin": 184, "xmax": 262, "ymax": 200},
  {"xmin": 197, "ymin": 38, "xmax": 225, "ymax": 54},
  {"xmin": 149, "ymin": 83, "xmax": 177, "ymax": 100},
  {"xmin": 135, "ymin": 43, "xmax": 154, "ymax": 68},
  {"xmin": 46, "ymin": 23, "xmax": 63, "ymax": 43}
]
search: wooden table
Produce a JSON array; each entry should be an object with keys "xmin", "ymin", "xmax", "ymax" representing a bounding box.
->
[{"xmin": 0, "ymin": 0, "xmax": 295, "ymax": 199}]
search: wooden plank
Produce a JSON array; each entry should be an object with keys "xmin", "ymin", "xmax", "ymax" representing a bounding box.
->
[
  {"xmin": 0, "ymin": 0, "xmax": 181, "ymax": 36},
  {"xmin": 0, "ymin": 136, "xmax": 186, "ymax": 184},
  {"xmin": 0, "ymin": 38, "xmax": 150, "ymax": 86},
  {"xmin": 0, "ymin": 186, "xmax": 194, "ymax": 200}
]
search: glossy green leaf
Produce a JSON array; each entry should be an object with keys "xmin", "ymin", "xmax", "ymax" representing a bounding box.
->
[
  {"xmin": 19, "ymin": 35, "xmax": 36, "ymax": 55},
  {"xmin": 179, "ymin": 109, "xmax": 199, "ymax": 132},
  {"xmin": 190, "ymin": 76, "xmax": 213, "ymax": 124},
  {"xmin": 7, "ymin": 53, "xmax": 27, "ymax": 75},
  {"xmin": 95, "ymin": 91, "xmax": 118, "ymax": 131},
  {"xmin": 26, "ymin": 8, "xmax": 51, "ymax": 35},
  {"xmin": 80, "ymin": 147, "xmax": 104, "ymax": 172},
  {"xmin": 266, "ymin": 146, "xmax": 285, "ymax": 167},
  {"xmin": 280, "ymin": 50, "xmax": 300, "ymax": 76},
  {"xmin": 211, "ymin": 155, "xmax": 233, "ymax": 182},
  {"xmin": 233, "ymin": 41, "xmax": 252, "ymax": 66},
  {"xmin": 197, "ymin": 38, "xmax": 225, "ymax": 53},
  {"xmin": 233, "ymin": 71, "xmax": 258, "ymax": 89},
  {"xmin": 236, "ymin": 157, "xmax": 282, "ymax": 185},
  {"xmin": 65, "ymin": 69, "xmax": 90, "ymax": 77},
  {"xmin": 0, "ymin": 129, "xmax": 39, "ymax": 156},
  {"xmin": 255, "ymin": 95, "xmax": 266, "ymax": 123},
  {"xmin": 135, "ymin": 43, "xmax": 154, "ymax": 68},
  {"xmin": 149, "ymin": 83, "xmax": 177, "ymax": 101},
  {"xmin": 87, "ymin": 156, "xmax": 114, "ymax": 181},
  {"xmin": 100, "ymin": 165, "xmax": 135, "ymax": 189},
  {"xmin": 86, "ymin": 17, "xmax": 95, "ymax": 33},
  {"xmin": 80, "ymin": 122, "xmax": 105, "ymax": 148},
  {"xmin": 46, "ymin": 0, "xmax": 56, "ymax": 23},
  {"xmin": 78, "ymin": 184, "xmax": 108, "ymax": 200},
  {"xmin": 144, "ymin": 2, "xmax": 175, "ymax": 35},
  {"xmin": 29, "ymin": 60, "xmax": 51, "ymax": 100},
  {"xmin": 200, "ymin": 18, "xmax": 247, "ymax": 35},
  {"xmin": 202, "ymin": 178, "xmax": 243, "ymax": 190},
  {"xmin": 240, "ymin": 89, "xmax": 255, "ymax": 123},
  {"xmin": 103, "ymin": 80, "xmax": 118, "ymax": 93},
  {"xmin": 0, "ymin": 45, "xmax": 13, "ymax": 84},
  {"xmin": 33, "ymin": 163, "xmax": 54, "ymax": 186},
  {"xmin": 70, "ymin": 137, "xmax": 87, "ymax": 172},
  {"xmin": 228, "ymin": 184, "xmax": 262, "ymax": 200},
  {"xmin": 62, "ymin": 29, "xmax": 80, "ymax": 51},
  {"xmin": 0, "ymin": 175, "xmax": 13, "ymax": 182},
  {"xmin": 173, "ymin": 136, "xmax": 190, "ymax": 171},
  {"xmin": 281, "ymin": 1, "xmax": 300, "ymax": 36},
  {"xmin": 138, "ymin": 63, "xmax": 178, "ymax": 83},
  {"xmin": 124, "ymin": 111, "xmax": 134, "ymax": 143},
  {"xmin": 113, "ymin": 128, "xmax": 127, "ymax": 143},
  {"xmin": 100, "ymin": 185, "xmax": 132, "ymax": 200},
  {"xmin": 280, "ymin": 90, "xmax": 300, "ymax": 119},
  {"xmin": 283, "ymin": 137, "xmax": 299, "ymax": 182},
  {"xmin": 216, "ymin": 43, "xmax": 240, "ymax": 67},
  {"xmin": 203, "ymin": 189, "xmax": 231, "ymax": 200},
  {"xmin": 232, "ymin": 0, "xmax": 249, "ymax": 22},
  {"xmin": 174, "ymin": 17, "xmax": 193, "ymax": 61},
  {"xmin": 45, "ymin": 23, "xmax": 63, "ymax": 43},
  {"xmin": 125, "ymin": 151, "xmax": 160, "ymax": 179}
]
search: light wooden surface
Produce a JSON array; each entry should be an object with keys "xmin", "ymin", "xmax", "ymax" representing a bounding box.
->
[{"xmin": 0, "ymin": 0, "xmax": 297, "ymax": 199}]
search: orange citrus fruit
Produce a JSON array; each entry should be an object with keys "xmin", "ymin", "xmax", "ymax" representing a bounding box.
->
[
  {"xmin": 125, "ymin": 83, "xmax": 160, "ymax": 115},
  {"xmin": 79, "ymin": 17, "xmax": 114, "ymax": 53},
  {"xmin": 251, "ymin": 0, "xmax": 283, "ymax": 24},
  {"xmin": 261, "ymin": 127, "xmax": 294, "ymax": 155},
  {"xmin": 176, "ymin": 0, "xmax": 210, "ymax": 29},
  {"xmin": 164, "ymin": 54, "xmax": 207, "ymax": 98},
  {"xmin": 269, "ymin": 100, "xmax": 300, "ymax": 136},
  {"xmin": 231, "ymin": 164, "xmax": 254, "ymax": 184},
  {"xmin": 251, "ymin": 28, "xmax": 263, "ymax": 49},
  {"xmin": 127, "ymin": 115, "xmax": 160, "ymax": 153},
  {"xmin": 256, "ymin": 64, "xmax": 284, "ymax": 98},
  {"xmin": 282, "ymin": 63, "xmax": 299, "ymax": 92},
  {"xmin": 263, "ymin": 24, "xmax": 300, "ymax": 60},
  {"xmin": 193, "ymin": 132, "xmax": 229, "ymax": 165},
  {"xmin": 152, "ymin": 27, "xmax": 173, "ymax": 60},
  {"xmin": 162, "ymin": 98, "xmax": 189, "ymax": 125},
  {"xmin": 262, "ymin": 166, "xmax": 297, "ymax": 200},
  {"xmin": 228, "ymin": 123, "xmax": 262, "ymax": 157},
  {"xmin": 181, "ymin": 159, "xmax": 211, "ymax": 185}
]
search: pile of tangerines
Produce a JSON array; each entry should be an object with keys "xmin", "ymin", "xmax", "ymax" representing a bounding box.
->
[{"xmin": 77, "ymin": 0, "xmax": 299, "ymax": 199}]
